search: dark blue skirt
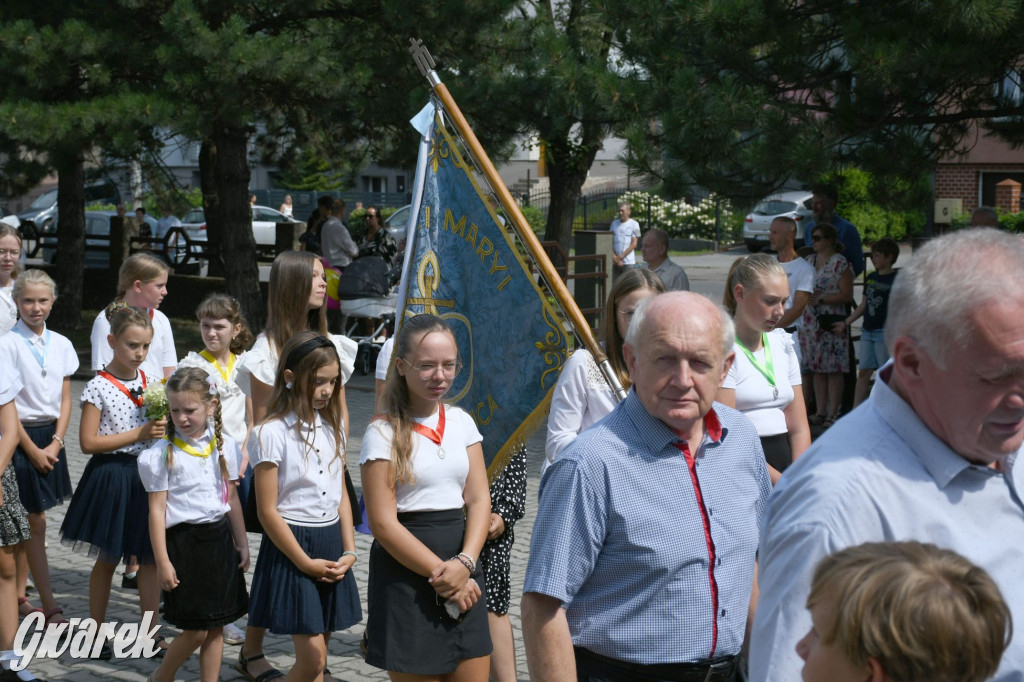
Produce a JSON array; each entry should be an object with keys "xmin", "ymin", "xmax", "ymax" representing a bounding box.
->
[
  {"xmin": 365, "ymin": 509, "xmax": 491, "ymax": 674},
  {"xmin": 248, "ymin": 520, "xmax": 362, "ymax": 635},
  {"xmin": 13, "ymin": 422, "xmax": 73, "ymax": 513},
  {"xmin": 58, "ymin": 453, "xmax": 154, "ymax": 565}
]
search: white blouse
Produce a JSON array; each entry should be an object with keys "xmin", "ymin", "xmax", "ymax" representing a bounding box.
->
[
  {"xmin": 544, "ymin": 348, "xmax": 617, "ymax": 474},
  {"xmin": 235, "ymin": 332, "xmax": 357, "ymax": 396},
  {"xmin": 360, "ymin": 405, "xmax": 482, "ymax": 513},
  {"xmin": 721, "ymin": 328, "xmax": 802, "ymax": 437},
  {"xmin": 248, "ymin": 413, "xmax": 345, "ymax": 526},
  {"xmin": 177, "ymin": 351, "xmax": 248, "ymax": 447},
  {"xmin": 80, "ymin": 371, "xmax": 160, "ymax": 456},
  {"xmin": 91, "ymin": 308, "xmax": 177, "ymax": 378},
  {"xmin": 0, "ymin": 285, "xmax": 16, "ymax": 337},
  {"xmin": 0, "ymin": 321, "xmax": 78, "ymax": 423},
  {"xmin": 139, "ymin": 430, "xmax": 241, "ymax": 528}
]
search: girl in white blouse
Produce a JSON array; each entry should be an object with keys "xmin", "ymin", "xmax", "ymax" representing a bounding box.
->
[
  {"xmin": 140, "ymin": 367, "xmax": 249, "ymax": 682},
  {"xmin": 361, "ymin": 314, "xmax": 492, "ymax": 681},
  {"xmin": 719, "ymin": 253, "xmax": 810, "ymax": 476},
  {"xmin": 0, "ymin": 223, "xmax": 22, "ymax": 336},
  {"xmin": 0, "ymin": 270, "xmax": 77, "ymax": 634},
  {"xmin": 544, "ymin": 268, "xmax": 666, "ymax": 474},
  {"xmin": 247, "ymin": 332, "xmax": 361, "ymax": 680},
  {"xmin": 90, "ymin": 253, "xmax": 178, "ymax": 379}
]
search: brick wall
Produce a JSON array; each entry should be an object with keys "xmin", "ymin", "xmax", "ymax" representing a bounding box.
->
[{"xmin": 935, "ymin": 163, "xmax": 1024, "ymax": 211}]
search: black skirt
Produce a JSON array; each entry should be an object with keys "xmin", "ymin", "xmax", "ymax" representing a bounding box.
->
[
  {"xmin": 59, "ymin": 453, "xmax": 154, "ymax": 564},
  {"xmin": 163, "ymin": 517, "xmax": 249, "ymax": 630},
  {"xmin": 365, "ymin": 509, "xmax": 492, "ymax": 674},
  {"xmin": 13, "ymin": 422, "xmax": 73, "ymax": 513},
  {"xmin": 248, "ymin": 520, "xmax": 362, "ymax": 635},
  {"xmin": 759, "ymin": 433, "xmax": 792, "ymax": 473}
]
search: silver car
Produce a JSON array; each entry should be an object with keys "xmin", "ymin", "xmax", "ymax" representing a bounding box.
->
[
  {"xmin": 181, "ymin": 204, "xmax": 301, "ymax": 248},
  {"xmin": 743, "ymin": 191, "xmax": 813, "ymax": 252}
]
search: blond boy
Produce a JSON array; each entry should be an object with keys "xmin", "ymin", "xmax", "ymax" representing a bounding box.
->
[{"xmin": 797, "ymin": 541, "xmax": 1011, "ymax": 682}]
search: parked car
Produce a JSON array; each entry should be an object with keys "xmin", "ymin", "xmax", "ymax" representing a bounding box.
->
[
  {"xmin": 181, "ymin": 204, "xmax": 301, "ymax": 248},
  {"xmin": 17, "ymin": 180, "xmax": 122, "ymax": 242},
  {"xmin": 384, "ymin": 204, "xmax": 411, "ymax": 250},
  {"xmin": 41, "ymin": 210, "xmax": 160, "ymax": 269},
  {"xmin": 742, "ymin": 190, "xmax": 813, "ymax": 252}
]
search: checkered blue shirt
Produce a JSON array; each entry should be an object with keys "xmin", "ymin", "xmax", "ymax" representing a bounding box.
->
[{"xmin": 524, "ymin": 391, "xmax": 771, "ymax": 665}]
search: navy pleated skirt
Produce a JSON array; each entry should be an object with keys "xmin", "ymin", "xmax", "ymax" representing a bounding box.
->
[
  {"xmin": 59, "ymin": 453, "xmax": 154, "ymax": 564},
  {"xmin": 248, "ymin": 520, "xmax": 362, "ymax": 635},
  {"xmin": 13, "ymin": 422, "xmax": 73, "ymax": 513},
  {"xmin": 163, "ymin": 518, "xmax": 249, "ymax": 630},
  {"xmin": 365, "ymin": 509, "xmax": 492, "ymax": 674}
]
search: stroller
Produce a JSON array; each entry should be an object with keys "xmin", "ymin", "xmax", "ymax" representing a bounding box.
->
[{"xmin": 337, "ymin": 256, "xmax": 398, "ymax": 375}]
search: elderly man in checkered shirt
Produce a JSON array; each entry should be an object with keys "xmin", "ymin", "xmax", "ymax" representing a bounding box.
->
[{"xmin": 522, "ymin": 291, "xmax": 771, "ymax": 682}]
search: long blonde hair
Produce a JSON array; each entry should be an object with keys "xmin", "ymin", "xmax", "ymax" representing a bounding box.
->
[
  {"xmin": 164, "ymin": 368, "xmax": 230, "ymax": 495},
  {"xmin": 265, "ymin": 251, "xmax": 328, "ymax": 356},
  {"xmin": 381, "ymin": 315, "xmax": 457, "ymax": 484}
]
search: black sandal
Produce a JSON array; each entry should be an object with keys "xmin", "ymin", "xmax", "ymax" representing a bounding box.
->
[{"xmin": 233, "ymin": 650, "xmax": 285, "ymax": 682}]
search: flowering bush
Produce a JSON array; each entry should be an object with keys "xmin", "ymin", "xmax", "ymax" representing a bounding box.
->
[{"xmin": 618, "ymin": 191, "xmax": 735, "ymax": 241}]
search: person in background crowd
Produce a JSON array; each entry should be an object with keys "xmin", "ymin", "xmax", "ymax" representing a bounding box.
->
[
  {"xmin": 524, "ymin": 292, "xmax": 770, "ymax": 682},
  {"xmin": 971, "ymin": 205, "xmax": 999, "ymax": 228},
  {"xmin": 299, "ymin": 195, "xmax": 334, "ymax": 255},
  {"xmin": 802, "ymin": 183, "xmax": 864, "ymax": 277},
  {"xmin": 834, "ymin": 237, "xmax": 899, "ymax": 408},
  {"xmin": 609, "ymin": 203, "xmax": 641, "ymax": 279},
  {"xmin": 357, "ymin": 205, "xmax": 399, "ymax": 268},
  {"xmin": 321, "ymin": 200, "xmax": 358, "ymax": 274},
  {"xmin": 640, "ymin": 228, "xmax": 689, "ymax": 291},
  {"xmin": 750, "ymin": 228, "xmax": 1024, "ymax": 682},
  {"xmin": 768, "ymin": 217, "xmax": 815, "ymax": 364},
  {"xmin": 800, "ymin": 223, "xmax": 853, "ymax": 427},
  {"xmin": 278, "ymin": 195, "xmax": 293, "ymax": 219}
]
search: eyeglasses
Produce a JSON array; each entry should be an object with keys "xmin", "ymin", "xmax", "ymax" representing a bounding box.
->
[
  {"xmin": 365, "ymin": 213, "xmax": 378, "ymax": 219},
  {"xmin": 0, "ymin": 249, "xmax": 20, "ymax": 258},
  {"xmin": 405, "ymin": 360, "xmax": 462, "ymax": 379}
]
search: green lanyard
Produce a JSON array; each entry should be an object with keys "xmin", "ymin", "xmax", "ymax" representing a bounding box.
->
[{"xmin": 737, "ymin": 333, "xmax": 778, "ymax": 399}]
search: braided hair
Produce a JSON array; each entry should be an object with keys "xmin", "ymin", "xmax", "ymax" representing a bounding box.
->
[{"xmin": 164, "ymin": 367, "xmax": 230, "ymax": 498}]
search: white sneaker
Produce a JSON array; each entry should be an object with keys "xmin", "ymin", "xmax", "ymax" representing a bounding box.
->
[{"xmin": 222, "ymin": 622, "xmax": 246, "ymax": 645}]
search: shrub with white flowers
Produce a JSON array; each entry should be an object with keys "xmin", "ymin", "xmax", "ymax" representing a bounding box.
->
[{"xmin": 619, "ymin": 191, "xmax": 734, "ymax": 240}]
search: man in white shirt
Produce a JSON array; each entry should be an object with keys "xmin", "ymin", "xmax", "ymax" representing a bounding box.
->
[
  {"xmin": 769, "ymin": 216, "xmax": 814, "ymax": 361},
  {"xmin": 321, "ymin": 198, "xmax": 359, "ymax": 271},
  {"xmin": 640, "ymin": 228, "xmax": 689, "ymax": 291},
  {"xmin": 609, "ymin": 203, "xmax": 641, "ymax": 279}
]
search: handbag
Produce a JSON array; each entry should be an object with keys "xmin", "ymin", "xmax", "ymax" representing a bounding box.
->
[{"xmin": 816, "ymin": 313, "xmax": 845, "ymax": 330}]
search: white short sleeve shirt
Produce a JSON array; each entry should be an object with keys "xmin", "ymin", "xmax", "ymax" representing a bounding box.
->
[
  {"xmin": 0, "ymin": 321, "xmax": 79, "ymax": 423},
  {"xmin": 80, "ymin": 371, "xmax": 159, "ymax": 455},
  {"xmin": 360, "ymin": 405, "xmax": 482, "ymax": 512},
  {"xmin": 91, "ymin": 308, "xmax": 177, "ymax": 377},
  {"xmin": 721, "ymin": 329, "xmax": 802, "ymax": 437},
  {"xmin": 139, "ymin": 430, "xmax": 240, "ymax": 528}
]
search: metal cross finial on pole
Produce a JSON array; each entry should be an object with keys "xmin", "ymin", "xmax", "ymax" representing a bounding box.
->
[{"xmin": 408, "ymin": 38, "xmax": 441, "ymax": 87}]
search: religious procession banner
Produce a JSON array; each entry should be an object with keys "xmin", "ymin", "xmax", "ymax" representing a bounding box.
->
[{"xmin": 397, "ymin": 101, "xmax": 571, "ymax": 477}]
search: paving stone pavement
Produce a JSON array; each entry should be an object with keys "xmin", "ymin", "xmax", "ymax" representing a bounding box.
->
[{"xmin": 28, "ymin": 378, "xmax": 543, "ymax": 681}]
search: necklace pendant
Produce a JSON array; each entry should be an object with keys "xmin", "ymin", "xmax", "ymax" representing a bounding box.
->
[
  {"xmin": 41, "ymin": 368, "xmax": 46, "ymax": 378},
  {"xmin": 773, "ymin": 387, "xmax": 779, "ymax": 400},
  {"xmin": 437, "ymin": 446, "xmax": 446, "ymax": 460}
]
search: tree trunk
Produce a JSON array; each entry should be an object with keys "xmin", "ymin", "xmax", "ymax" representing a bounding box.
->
[
  {"xmin": 541, "ymin": 128, "xmax": 604, "ymax": 255},
  {"xmin": 198, "ymin": 126, "xmax": 265, "ymax": 330},
  {"xmin": 50, "ymin": 152, "xmax": 85, "ymax": 330}
]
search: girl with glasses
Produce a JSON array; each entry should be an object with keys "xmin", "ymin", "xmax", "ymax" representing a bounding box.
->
[{"xmin": 361, "ymin": 314, "xmax": 492, "ymax": 681}]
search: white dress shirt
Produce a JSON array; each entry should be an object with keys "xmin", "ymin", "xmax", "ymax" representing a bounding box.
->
[
  {"xmin": 235, "ymin": 332, "xmax": 357, "ymax": 397},
  {"xmin": 248, "ymin": 413, "xmax": 345, "ymax": 526},
  {"xmin": 91, "ymin": 308, "xmax": 177, "ymax": 377},
  {"xmin": 176, "ymin": 351, "xmax": 249, "ymax": 447}
]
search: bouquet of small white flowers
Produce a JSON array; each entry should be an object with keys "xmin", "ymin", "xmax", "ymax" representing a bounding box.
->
[{"xmin": 143, "ymin": 380, "xmax": 169, "ymax": 420}]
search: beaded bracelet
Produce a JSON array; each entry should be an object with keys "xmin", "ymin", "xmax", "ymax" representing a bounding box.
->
[
  {"xmin": 452, "ymin": 555, "xmax": 474, "ymax": 572},
  {"xmin": 341, "ymin": 550, "xmax": 358, "ymax": 560},
  {"xmin": 52, "ymin": 434, "xmax": 65, "ymax": 447},
  {"xmin": 457, "ymin": 552, "xmax": 477, "ymax": 572}
]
